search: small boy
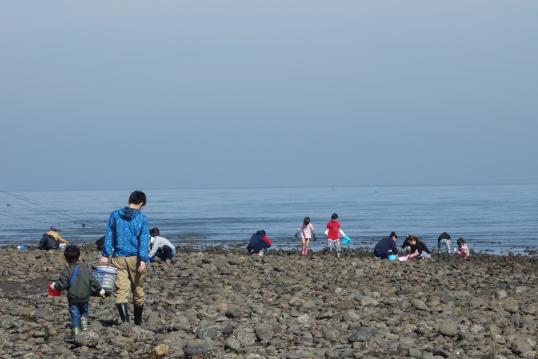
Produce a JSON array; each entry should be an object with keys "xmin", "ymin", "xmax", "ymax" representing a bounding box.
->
[{"xmin": 49, "ymin": 245, "xmax": 105, "ymax": 338}]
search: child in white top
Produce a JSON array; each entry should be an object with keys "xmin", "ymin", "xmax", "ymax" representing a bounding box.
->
[{"xmin": 297, "ymin": 217, "xmax": 315, "ymax": 256}]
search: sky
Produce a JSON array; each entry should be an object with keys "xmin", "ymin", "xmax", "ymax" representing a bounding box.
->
[{"xmin": 0, "ymin": 1, "xmax": 537, "ymax": 191}]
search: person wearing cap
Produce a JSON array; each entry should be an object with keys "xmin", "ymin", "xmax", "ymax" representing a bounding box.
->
[
  {"xmin": 373, "ymin": 232, "xmax": 399, "ymax": 259},
  {"xmin": 47, "ymin": 226, "xmax": 69, "ymax": 245},
  {"xmin": 100, "ymin": 191, "xmax": 150, "ymax": 325}
]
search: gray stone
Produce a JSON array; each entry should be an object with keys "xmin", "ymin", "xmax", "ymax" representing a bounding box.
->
[
  {"xmin": 439, "ymin": 320, "xmax": 458, "ymax": 337},
  {"xmin": 408, "ymin": 348, "xmax": 422, "ymax": 358},
  {"xmin": 322, "ymin": 327, "xmax": 337, "ymax": 342},
  {"xmin": 225, "ymin": 307, "xmax": 244, "ymax": 319},
  {"xmin": 32, "ymin": 308, "xmax": 53, "ymax": 321},
  {"xmin": 495, "ymin": 290, "xmax": 508, "ymax": 300},
  {"xmin": 224, "ymin": 336, "xmax": 241, "ymax": 352},
  {"xmin": 255, "ymin": 323, "xmax": 273, "ymax": 342},
  {"xmin": 196, "ymin": 326, "xmax": 218, "ymax": 340},
  {"xmin": 413, "ymin": 299, "xmax": 430, "ymax": 311},
  {"xmin": 184, "ymin": 339, "xmax": 217, "ymax": 356},
  {"xmin": 348, "ymin": 327, "xmax": 377, "ymax": 342},
  {"xmin": 74, "ymin": 331, "xmax": 99, "ymax": 348},
  {"xmin": 511, "ymin": 338, "xmax": 531, "ymax": 355},
  {"xmin": 343, "ymin": 310, "xmax": 360, "ymax": 322}
]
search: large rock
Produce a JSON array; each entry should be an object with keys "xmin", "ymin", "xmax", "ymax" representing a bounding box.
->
[
  {"xmin": 495, "ymin": 290, "xmax": 508, "ymax": 300},
  {"xmin": 152, "ymin": 344, "xmax": 170, "ymax": 358},
  {"xmin": 348, "ymin": 327, "xmax": 377, "ymax": 342},
  {"xmin": 183, "ymin": 339, "xmax": 217, "ymax": 357},
  {"xmin": 343, "ymin": 310, "xmax": 360, "ymax": 322},
  {"xmin": 439, "ymin": 320, "xmax": 458, "ymax": 337},
  {"xmin": 412, "ymin": 299, "xmax": 430, "ymax": 311},
  {"xmin": 225, "ymin": 336, "xmax": 241, "ymax": 352},
  {"xmin": 255, "ymin": 323, "xmax": 273, "ymax": 342},
  {"xmin": 74, "ymin": 331, "xmax": 99, "ymax": 348},
  {"xmin": 32, "ymin": 308, "xmax": 53, "ymax": 321},
  {"xmin": 511, "ymin": 338, "xmax": 532, "ymax": 355}
]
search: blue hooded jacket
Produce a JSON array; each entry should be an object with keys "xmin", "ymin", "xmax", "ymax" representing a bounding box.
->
[{"xmin": 102, "ymin": 207, "xmax": 150, "ymax": 262}]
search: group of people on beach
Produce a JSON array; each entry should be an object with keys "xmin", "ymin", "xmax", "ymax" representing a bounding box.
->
[
  {"xmin": 43, "ymin": 190, "xmax": 471, "ymax": 340},
  {"xmin": 246, "ymin": 213, "xmax": 470, "ymax": 261}
]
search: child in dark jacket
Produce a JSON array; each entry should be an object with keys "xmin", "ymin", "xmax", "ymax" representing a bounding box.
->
[{"xmin": 49, "ymin": 245, "xmax": 104, "ymax": 338}]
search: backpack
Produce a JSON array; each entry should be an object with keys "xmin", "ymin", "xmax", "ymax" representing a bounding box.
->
[{"xmin": 38, "ymin": 233, "xmax": 59, "ymax": 250}]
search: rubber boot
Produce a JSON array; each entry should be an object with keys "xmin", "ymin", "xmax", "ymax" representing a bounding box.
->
[
  {"xmin": 116, "ymin": 303, "xmax": 130, "ymax": 323},
  {"xmin": 134, "ymin": 304, "xmax": 143, "ymax": 325},
  {"xmin": 65, "ymin": 327, "xmax": 80, "ymax": 343},
  {"xmin": 81, "ymin": 317, "xmax": 89, "ymax": 331}
]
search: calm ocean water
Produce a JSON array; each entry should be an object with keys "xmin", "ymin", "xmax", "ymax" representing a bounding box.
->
[{"xmin": 0, "ymin": 185, "xmax": 537, "ymax": 255}]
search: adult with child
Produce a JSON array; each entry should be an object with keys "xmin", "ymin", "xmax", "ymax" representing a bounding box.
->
[
  {"xmin": 100, "ymin": 191, "xmax": 150, "ymax": 325},
  {"xmin": 374, "ymin": 231, "xmax": 399, "ymax": 259},
  {"xmin": 149, "ymin": 227, "xmax": 176, "ymax": 263},
  {"xmin": 247, "ymin": 230, "xmax": 272, "ymax": 256},
  {"xmin": 296, "ymin": 217, "xmax": 315, "ymax": 256},
  {"xmin": 49, "ymin": 245, "xmax": 105, "ymax": 339}
]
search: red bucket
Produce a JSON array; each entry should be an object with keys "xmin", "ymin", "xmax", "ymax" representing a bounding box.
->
[{"xmin": 48, "ymin": 282, "xmax": 61, "ymax": 297}]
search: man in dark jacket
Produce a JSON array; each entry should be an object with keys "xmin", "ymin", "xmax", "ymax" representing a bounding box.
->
[
  {"xmin": 247, "ymin": 230, "xmax": 272, "ymax": 255},
  {"xmin": 374, "ymin": 232, "xmax": 399, "ymax": 259}
]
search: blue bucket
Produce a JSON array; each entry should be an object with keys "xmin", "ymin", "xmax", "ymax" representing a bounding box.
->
[{"xmin": 387, "ymin": 254, "xmax": 397, "ymax": 261}]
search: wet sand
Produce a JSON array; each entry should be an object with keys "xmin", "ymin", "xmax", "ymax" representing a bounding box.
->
[{"xmin": 0, "ymin": 246, "xmax": 537, "ymax": 358}]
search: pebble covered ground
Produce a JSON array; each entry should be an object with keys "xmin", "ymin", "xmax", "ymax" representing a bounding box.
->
[{"xmin": 0, "ymin": 246, "xmax": 537, "ymax": 358}]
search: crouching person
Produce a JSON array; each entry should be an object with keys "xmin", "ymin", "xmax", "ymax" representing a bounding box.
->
[
  {"xmin": 247, "ymin": 230, "xmax": 272, "ymax": 256},
  {"xmin": 149, "ymin": 227, "xmax": 176, "ymax": 264},
  {"xmin": 49, "ymin": 245, "xmax": 104, "ymax": 339},
  {"xmin": 100, "ymin": 191, "xmax": 151, "ymax": 325}
]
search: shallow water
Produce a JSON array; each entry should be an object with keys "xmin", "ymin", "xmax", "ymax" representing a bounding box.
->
[{"xmin": 0, "ymin": 184, "xmax": 537, "ymax": 254}]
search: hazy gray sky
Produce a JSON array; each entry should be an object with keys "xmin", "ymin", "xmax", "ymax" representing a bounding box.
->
[{"xmin": 1, "ymin": 1, "xmax": 537, "ymax": 190}]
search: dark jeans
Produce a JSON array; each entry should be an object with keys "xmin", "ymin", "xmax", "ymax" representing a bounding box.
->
[
  {"xmin": 155, "ymin": 245, "xmax": 174, "ymax": 260},
  {"xmin": 69, "ymin": 302, "xmax": 88, "ymax": 329}
]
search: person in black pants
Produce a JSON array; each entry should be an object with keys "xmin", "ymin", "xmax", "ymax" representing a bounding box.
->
[{"xmin": 374, "ymin": 232, "xmax": 399, "ymax": 259}]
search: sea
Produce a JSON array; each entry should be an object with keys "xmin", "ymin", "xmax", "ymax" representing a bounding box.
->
[{"xmin": 0, "ymin": 184, "xmax": 537, "ymax": 255}]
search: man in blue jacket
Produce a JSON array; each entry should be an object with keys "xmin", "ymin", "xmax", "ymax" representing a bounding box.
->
[
  {"xmin": 100, "ymin": 191, "xmax": 150, "ymax": 325},
  {"xmin": 374, "ymin": 232, "xmax": 399, "ymax": 259}
]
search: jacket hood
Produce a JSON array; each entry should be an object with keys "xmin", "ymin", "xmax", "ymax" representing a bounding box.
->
[{"xmin": 119, "ymin": 207, "xmax": 141, "ymax": 221}]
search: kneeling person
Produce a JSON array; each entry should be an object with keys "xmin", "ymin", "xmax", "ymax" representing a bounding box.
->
[
  {"xmin": 247, "ymin": 230, "xmax": 272, "ymax": 256},
  {"xmin": 149, "ymin": 227, "xmax": 176, "ymax": 263},
  {"xmin": 374, "ymin": 232, "xmax": 399, "ymax": 259}
]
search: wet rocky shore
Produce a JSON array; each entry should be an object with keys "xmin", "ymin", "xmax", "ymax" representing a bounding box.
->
[{"xmin": 0, "ymin": 246, "xmax": 537, "ymax": 358}]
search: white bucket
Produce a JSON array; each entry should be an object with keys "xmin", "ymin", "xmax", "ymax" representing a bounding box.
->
[{"xmin": 93, "ymin": 265, "xmax": 117, "ymax": 294}]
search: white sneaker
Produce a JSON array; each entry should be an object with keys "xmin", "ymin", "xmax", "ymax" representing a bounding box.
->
[{"xmin": 337, "ymin": 252, "xmax": 340, "ymax": 258}]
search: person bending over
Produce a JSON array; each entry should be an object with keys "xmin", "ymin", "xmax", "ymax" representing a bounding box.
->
[
  {"xmin": 374, "ymin": 232, "xmax": 399, "ymax": 259},
  {"xmin": 407, "ymin": 236, "xmax": 432, "ymax": 259},
  {"xmin": 149, "ymin": 227, "xmax": 176, "ymax": 264},
  {"xmin": 247, "ymin": 230, "xmax": 272, "ymax": 256}
]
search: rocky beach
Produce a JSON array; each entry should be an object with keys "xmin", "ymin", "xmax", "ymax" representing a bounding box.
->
[{"xmin": 0, "ymin": 246, "xmax": 536, "ymax": 359}]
